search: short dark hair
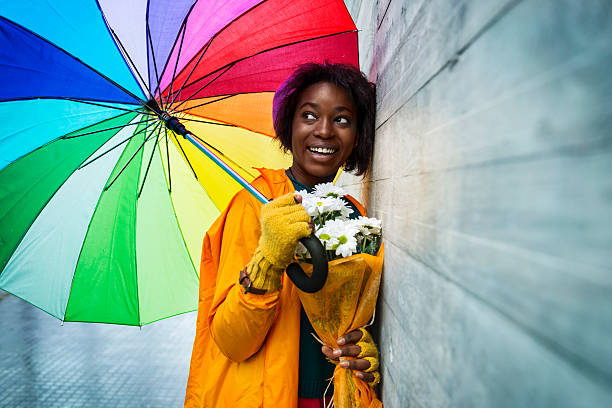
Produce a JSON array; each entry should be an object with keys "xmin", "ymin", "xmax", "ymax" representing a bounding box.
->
[{"xmin": 272, "ymin": 62, "xmax": 376, "ymax": 176}]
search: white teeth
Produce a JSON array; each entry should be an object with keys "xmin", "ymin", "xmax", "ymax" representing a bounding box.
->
[{"xmin": 309, "ymin": 146, "xmax": 337, "ymax": 154}]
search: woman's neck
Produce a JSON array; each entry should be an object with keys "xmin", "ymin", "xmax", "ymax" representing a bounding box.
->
[{"xmin": 287, "ymin": 165, "xmax": 335, "ymax": 188}]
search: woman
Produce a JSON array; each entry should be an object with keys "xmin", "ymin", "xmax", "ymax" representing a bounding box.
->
[{"xmin": 185, "ymin": 63, "xmax": 379, "ymax": 408}]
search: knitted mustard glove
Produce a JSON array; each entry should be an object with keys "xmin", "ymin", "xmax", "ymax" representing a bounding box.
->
[
  {"xmin": 246, "ymin": 193, "xmax": 311, "ymax": 291},
  {"xmin": 356, "ymin": 327, "xmax": 380, "ymax": 387}
]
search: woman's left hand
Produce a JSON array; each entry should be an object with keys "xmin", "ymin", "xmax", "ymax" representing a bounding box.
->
[{"xmin": 321, "ymin": 327, "xmax": 380, "ymax": 386}]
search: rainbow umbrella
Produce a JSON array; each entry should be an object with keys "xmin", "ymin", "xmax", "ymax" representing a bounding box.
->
[{"xmin": 0, "ymin": 0, "xmax": 358, "ymax": 325}]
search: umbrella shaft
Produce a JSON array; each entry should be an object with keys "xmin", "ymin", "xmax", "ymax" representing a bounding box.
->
[{"xmin": 183, "ymin": 132, "xmax": 269, "ymax": 204}]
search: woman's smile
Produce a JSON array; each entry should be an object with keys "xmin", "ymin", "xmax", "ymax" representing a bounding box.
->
[
  {"xmin": 308, "ymin": 146, "xmax": 338, "ymax": 155},
  {"xmin": 289, "ymin": 81, "xmax": 358, "ymax": 187}
]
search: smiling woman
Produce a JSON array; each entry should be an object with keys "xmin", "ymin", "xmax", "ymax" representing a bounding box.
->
[
  {"xmin": 288, "ymin": 81, "xmax": 358, "ymax": 187},
  {"xmin": 274, "ymin": 63, "xmax": 376, "ymax": 182},
  {"xmin": 185, "ymin": 63, "xmax": 378, "ymax": 408}
]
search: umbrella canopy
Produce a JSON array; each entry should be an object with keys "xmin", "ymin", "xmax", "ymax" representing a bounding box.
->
[{"xmin": 0, "ymin": 0, "xmax": 358, "ymax": 325}]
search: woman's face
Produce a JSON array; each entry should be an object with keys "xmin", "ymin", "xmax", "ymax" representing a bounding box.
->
[{"xmin": 289, "ymin": 82, "xmax": 358, "ymax": 187}]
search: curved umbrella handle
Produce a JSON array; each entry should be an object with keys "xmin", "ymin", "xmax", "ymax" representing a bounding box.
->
[{"xmin": 286, "ymin": 234, "xmax": 328, "ymax": 293}]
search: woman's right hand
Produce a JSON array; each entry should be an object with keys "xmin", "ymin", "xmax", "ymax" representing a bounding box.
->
[
  {"xmin": 259, "ymin": 193, "xmax": 312, "ymax": 267},
  {"xmin": 244, "ymin": 193, "xmax": 311, "ymax": 292}
]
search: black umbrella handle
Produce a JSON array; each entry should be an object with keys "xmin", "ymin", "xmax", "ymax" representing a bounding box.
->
[{"xmin": 286, "ymin": 234, "xmax": 328, "ymax": 293}]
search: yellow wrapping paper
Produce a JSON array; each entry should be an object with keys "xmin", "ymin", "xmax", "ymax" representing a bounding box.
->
[{"xmin": 297, "ymin": 245, "xmax": 384, "ymax": 408}]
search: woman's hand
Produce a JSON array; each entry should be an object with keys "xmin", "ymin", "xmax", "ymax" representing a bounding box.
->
[
  {"xmin": 259, "ymin": 193, "xmax": 311, "ymax": 267},
  {"xmin": 321, "ymin": 327, "xmax": 380, "ymax": 386},
  {"xmin": 244, "ymin": 193, "xmax": 311, "ymax": 292}
]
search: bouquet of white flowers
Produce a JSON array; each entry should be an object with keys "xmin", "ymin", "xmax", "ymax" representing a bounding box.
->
[
  {"xmin": 293, "ymin": 182, "xmax": 384, "ymax": 408},
  {"xmin": 295, "ymin": 183, "xmax": 382, "ymax": 261}
]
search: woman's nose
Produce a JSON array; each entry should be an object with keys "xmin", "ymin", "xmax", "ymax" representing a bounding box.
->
[{"xmin": 314, "ymin": 118, "xmax": 333, "ymax": 138}]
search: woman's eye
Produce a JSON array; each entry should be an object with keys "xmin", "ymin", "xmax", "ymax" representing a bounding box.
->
[
  {"xmin": 336, "ymin": 116, "xmax": 350, "ymax": 125},
  {"xmin": 303, "ymin": 112, "xmax": 317, "ymax": 120}
]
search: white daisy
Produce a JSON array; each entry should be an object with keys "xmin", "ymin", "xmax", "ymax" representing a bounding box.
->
[
  {"xmin": 318, "ymin": 219, "xmax": 359, "ymax": 257},
  {"xmin": 300, "ymin": 195, "xmax": 352, "ymax": 222},
  {"xmin": 338, "ymin": 200, "xmax": 354, "ymax": 219},
  {"xmin": 334, "ymin": 233, "xmax": 358, "ymax": 258},
  {"xmin": 313, "ymin": 182, "xmax": 346, "ymax": 198},
  {"xmin": 298, "ymin": 192, "xmax": 320, "ymax": 217},
  {"xmin": 351, "ymin": 216, "xmax": 382, "ymax": 236}
]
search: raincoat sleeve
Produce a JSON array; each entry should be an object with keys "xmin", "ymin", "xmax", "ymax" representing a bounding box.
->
[{"xmin": 206, "ymin": 191, "xmax": 281, "ymax": 362}]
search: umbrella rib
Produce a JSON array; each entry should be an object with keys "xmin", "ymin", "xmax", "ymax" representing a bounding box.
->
[
  {"xmin": 162, "ymin": 21, "xmax": 188, "ymax": 111},
  {"xmin": 174, "ymin": 116, "xmax": 236, "ymax": 127},
  {"xmin": 187, "ymin": 132, "xmax": 257, "ymax": 179},
  {"xmin": 164, "ymin": 126, "xmax": 172, "ymax": 193},
  {"xmin": 180, "ymin": 111, "xmax": 273, "ymax": 139},
  {"xmin": 61, "ymin": 118, "xmax": 151, "ymax": 139},
  {"xmin": 146, "ymin": 12, "xmax": 164, "ymax": 104},
  {"xmin": 167, "ymin": 39, "xmax": 214, "ymax": 108},
  {"xmin": 169, "ymin": 130, "xmax": 198, "ymax": 181},
  {"xmin": 156, "ymin": 2, "xmax": 199, "ymax": 109},
  {"xmin": 0, "ymin": 95, "xmax": 141, "ymax": 106},
  {"xmin": 104, "ymin": 121, "xmax": 162, "ymax": 191},
  {"xmin": 61, "ymin": 97, "xmax": 155, "ymax": 116},
  {"xmin": 95, "ymin": 0, "xmax": 155, "ymax": 102},
  {"xmin": 137, "ymin": 124, "xmax": 162, "ymax": 198},
  {"xmin": 78, "ymin": 119, "xmax": 157, "ymax": 170},
  {"xmin": 171, "ymin": 63, "xmax": 235, "ymax": 111},
  {"xmin": 171, "ymin": 93, "xmax": 237, "ymax": 114}
]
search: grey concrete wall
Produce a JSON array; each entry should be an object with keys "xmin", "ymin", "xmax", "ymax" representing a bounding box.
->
[{"xmin": 339, "ymin": 0, "xmax": 612, "ymax": 406}]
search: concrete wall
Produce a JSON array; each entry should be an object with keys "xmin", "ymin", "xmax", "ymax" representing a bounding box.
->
[{"xmin": 339, "ymin": 0, "xmax": 612, "ymax": 406}]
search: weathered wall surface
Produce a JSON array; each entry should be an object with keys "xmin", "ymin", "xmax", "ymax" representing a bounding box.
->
[{"xmin": 340, "ymin": 0, "xmax": 612, "ymax": 406}]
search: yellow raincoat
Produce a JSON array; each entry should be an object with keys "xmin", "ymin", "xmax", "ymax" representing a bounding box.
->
[{"xmin": 184, "ymin": 168, "xmax": 367, "ymax": 407}]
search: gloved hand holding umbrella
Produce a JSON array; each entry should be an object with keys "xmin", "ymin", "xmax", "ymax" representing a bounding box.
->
[{"xmin": 243, "ymin": 193, "xmax": 313, "ymax": 292}]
